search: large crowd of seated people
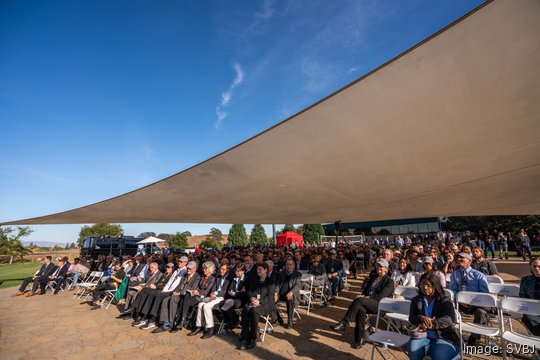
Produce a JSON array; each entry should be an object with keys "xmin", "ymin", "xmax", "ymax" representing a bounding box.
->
[{"xmin": 11, "ymin": 229, "xmax": 540, "ymax": 357}]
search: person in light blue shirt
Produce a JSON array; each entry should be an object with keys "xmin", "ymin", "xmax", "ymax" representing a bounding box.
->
[
  {"xmin": 449, "ymin": 252, "xmax": 490, "ymax": 347},
  {"xmin": 449, "ymin": 253, "xmax": 489, "ymax": 294}
]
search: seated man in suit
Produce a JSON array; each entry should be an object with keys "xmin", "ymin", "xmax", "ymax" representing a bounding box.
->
[
  {"xmin": 188, "ymin": 263, "xmax": 231, "ymax": 338},
  {"xmin": 152, "ymin": 261, "xmax": 201, "ymax": 333},
  {"xmin": 274, "ymin": 259, "xmax": 302, "ymax": 329},
  {"xmin": 121, "ymin": 262, "xmax": 162, "ymax": 313},
  {"xmin": 220, "ymin": 263, "xmax": 248, "ymax": 331},
  {"xmin": 131, "ymin": 262, "xmax": 181, "ymax": 329},
  {"xmin": 128, "ymin": 256, "xmax": 148, "ymax": 286},
  {"xmin": 49, "ymin": 258, "xmax": 71, "ymax": 294},
  {"xmin": 13, "ymin": 256, "xmax": 57, "ymax": 297},
  {"xmin": 331, "ymin": 258, "xmax": 394, "ymax": 349}
]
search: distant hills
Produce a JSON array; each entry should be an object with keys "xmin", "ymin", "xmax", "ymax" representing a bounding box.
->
[{"xmin": 23, "ymin": 241, "xmax": 70, "ymax": 248}]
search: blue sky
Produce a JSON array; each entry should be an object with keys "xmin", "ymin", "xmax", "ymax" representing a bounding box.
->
[{"xmin": 0, "ymin": 0, "xmax": 484, "ymax": 244}]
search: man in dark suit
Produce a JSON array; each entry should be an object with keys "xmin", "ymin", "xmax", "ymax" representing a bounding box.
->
[
  {"xmin": 220, "ymin": 263, "xmax": 248, "ymax": 330},
  {"xmin": 122, "ymin": 262, "xmax": 162, "ymax": 312},
  {"xmin": 331, "ymin": 258, "xmax": 394, "ymax": 349},
  {"xmin": 274, "ymin": 259, "xmax": 302, "ymax": 328},
  {"xmin": 49, "ymin": 258, "xmax": 70, "ymax": 294},
  {"xmin": 152, "ymin": 261, "xmax": 201, "ymax": 333},
  {"xmin": 13, "ymin": 256, "xmax": 57, "ymax": 297},
  {"xmin": 128, "ymin": 256, "xmax": 148, "ymax": 286},
  {"xmin": 266, "ymin": 260, "xmax": 279, "ymax": 283}
]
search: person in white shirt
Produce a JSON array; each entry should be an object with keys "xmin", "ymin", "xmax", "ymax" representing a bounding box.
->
[
  {"xmin": 391, "ymin": 258, "xmax": 416, "ymax": 287},
  {"xmin": 189, "ymin": 264, "xmax": 231, "ymax": 339}
]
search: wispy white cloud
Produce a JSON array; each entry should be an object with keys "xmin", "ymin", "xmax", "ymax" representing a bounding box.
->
[
  {"xmin": 348, "ymin": 67, "xmax": 358, "ymax": 74},
  {"xmin": 215, "ymin": 63, "xmax": 245, "ymax": 128},
  {"xmin": 255, "ymin": 0, "xmax": 275, "ymax": 19}
]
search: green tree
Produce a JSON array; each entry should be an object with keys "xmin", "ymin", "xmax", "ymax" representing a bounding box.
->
[
  {"xmin": 138, "ymin": 231, "xmax": 156, "ymax": 238},
  {"xmin": 302, "ymin": 224, "xmax": 325, "ymax": 244},
  {"xmin": 157, "ymin": 233, "xmax": 173, "ymax": 241},
  {"xmin": 250, "ymin": 224, "xmax": 268, "ymax": 245},
  {"xmin": 199, "ymin": 236, "xmax": 222, "ymax": 250},
  {"xmin": 52, "ymin": 245, "xmax": 64, "ymax": 251},
  {"xmin": 210, "ymin": 227, "xmax": 223, "ymax": 243},
  {"xmin": 77, "ymin": 223, "xmax": 123, "ymax": 248},
  {"xmin": 168, "ymin": 232, "xmax": 189, "ymax": 251},
  {"xmin": 69, "ymin": 242, "xmax": 77, "ymax": 249},
  {"xmin": 281, "ymin": 224, "xmax": 297, "ymax": 233},
  {"xmin": 445, "ymin": 215, "xmax": 540, "ymax": 235},
  {"xmin": 64, "ymin": 243, "xmax": 70, "ymax": 250},
  {"xmin": 228, "ymin": 224, "xmax": 248, "ymax": 247},
  {"xmin": 0, "ymin": 226, "xmax": 33, "ymax": 260}
]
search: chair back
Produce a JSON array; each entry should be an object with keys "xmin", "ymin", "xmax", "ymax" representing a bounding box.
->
[
  {"xmin": 500, "ymin": 297, "xmax": 540, "ymax": 316},
  {"xmin": 394, "ymin": 286, "xmax": 418, "ymax": 300},
  {"xmin": 485, "ymin": 275, "xmax": 504, "ymax": 284},
  {"xmin": 444, "ymin": 288, "xmax": 455, "ymax": 304},
  {"xmin": 456, "ymin": 291, "xmax": 498, "ymax": 308},
  {"xmin": 488, "ymin": 283, "xmax": 519, "ymax": 297},
  {"xmin": 378, "ymin": 298, "xmax": 411, "ymax": 314}
]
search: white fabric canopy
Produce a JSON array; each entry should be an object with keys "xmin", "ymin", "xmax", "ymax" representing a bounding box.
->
[
  {"xmin": 137, "ymin": 236, "xmax": 166, "ymax": 245},
  {"xmin": 3, "ymin": 0, "xmax": 540, "ymax": 226}
]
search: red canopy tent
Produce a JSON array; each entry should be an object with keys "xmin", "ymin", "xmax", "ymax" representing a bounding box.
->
[{"xmin": 276, "ymin": 231, "xmax": 304, "ymax": 248}]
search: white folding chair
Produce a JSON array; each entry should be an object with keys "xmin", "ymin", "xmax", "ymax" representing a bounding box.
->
[
  {"xmin": 394, "ymin": 286, "xmax": 419, "ymax": 300},
  {"xmin": 369, "ymin": 298, "xmax": 411, "ymax": 360},
  {"xmin": 488, "ymin": 284, "xmax": 519, "ymax": 298},
  {"xmin": 299, "ymin": 274, "xmax": 314, "ymax": 314},
  {"xmin": 485, "ymin": 275, "xmax": 504, "ymax": 284},
  {"xmin": 101, "ymin": 288, "xmax": 117, "ymax": 309},
  {"xmin": 74, "ymin": 271, "xmax": 104, "ymax": 300},
  {"xmin": 276, "ymin": 301, "xmax": 301, "ymax": 322},
  {"xmin": 444, "ymin": 288, "xmax": 456, "ymax": 308},
  {"xmin": 456, "ymin": 291, "xmax": 501, "ymax": 359},
  {"xmin": 259, "ymin": 315, "xmax": 274, "ymax": 342},
  {"xmin": 499, "ymin": 297, "xmax": 540, "ymax": 360}
]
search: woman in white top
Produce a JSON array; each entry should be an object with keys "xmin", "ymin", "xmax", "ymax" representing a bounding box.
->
[{"xmin": 391, "ymin": 258, "xmax": 416, "ymax": 287}]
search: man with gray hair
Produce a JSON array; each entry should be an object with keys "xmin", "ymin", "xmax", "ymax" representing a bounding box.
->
[
  {"xmin": 121, "ymin": 262, "xmax": 162, "ymax": 316},
  {"xmin": 152, "ymin": 261, "xmax": 201, "ymax": 333}
]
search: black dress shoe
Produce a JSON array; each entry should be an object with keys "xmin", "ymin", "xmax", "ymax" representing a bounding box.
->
[
  {"xmin": 201, "ymin": 328, "xmax": 214, "ymax": 339},
  {"xmin": 169, "ymin": 326, "xmax": 179, "ymax": 333},
  {"xmin": 238, "ymin": 340, "xmax": 247, "ymax": 350},
  {"xmin": 187, "ymin": 327, "xmax": 203, "ymax": 336},
  {"xmin": 331, "ymin": 321, "xmax": 347, "ymax": 332},
  {"xmin": 247, "ymin": 339, "xmax": 257, "ymax": 349},
  {"xmin": 152, "ymin": 326, "xmax": 168, "ymax": 334},
  {"xmin": 284, "ymin": 322, "xmax": 293, "ymax": 329}
]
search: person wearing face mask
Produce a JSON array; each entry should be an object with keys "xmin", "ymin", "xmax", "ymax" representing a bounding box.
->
[
  {"xmin": 519, "ymin": 257, "xmax": 540, "ymax": 336},
  {"xmin": 330, "ymin": 258, "xmax": 394, "ymax": 349}
]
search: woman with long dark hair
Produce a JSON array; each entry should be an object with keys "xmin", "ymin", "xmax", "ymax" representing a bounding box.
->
[{"xmin": 408, "ymin": 274, "xmax": 459, "ymax": 360}]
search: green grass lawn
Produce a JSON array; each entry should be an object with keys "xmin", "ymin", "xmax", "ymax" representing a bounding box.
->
[{"xmin": 0, "ymin": 262, "xmax": 42, "ymax": 289}]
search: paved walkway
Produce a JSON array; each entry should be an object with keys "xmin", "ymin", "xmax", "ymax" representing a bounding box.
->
[{"xmin": 0, "ymin": 260, "xmax": 532, "ymax": 359}]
